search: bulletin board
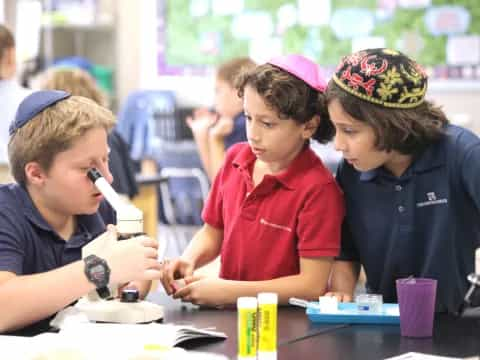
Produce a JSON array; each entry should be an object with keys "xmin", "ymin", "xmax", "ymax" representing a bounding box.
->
[{"xmin": 158, "ymin": 0, "xmax": 480, "ymax": 79}]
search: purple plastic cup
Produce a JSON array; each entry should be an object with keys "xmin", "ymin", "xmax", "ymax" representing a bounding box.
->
[{"xmin": 396, "ymin": 278, "xmax": 437, "ymax": 338}]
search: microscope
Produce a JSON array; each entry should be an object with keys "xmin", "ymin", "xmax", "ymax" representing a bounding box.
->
[
  {"xmin": 460, "ymin": 248, "xmax": 480, "ymax": 318},
  {"xmin": 72, "ymin": 168, "xmax": 164, "ymax": 324}
]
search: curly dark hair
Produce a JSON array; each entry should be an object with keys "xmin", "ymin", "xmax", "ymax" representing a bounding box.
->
[
  {"xmin": 326, "ymin": 81, "xmax": 449, "ymax": 155},
  {"xmin": 235, "ymin": 63, "xmax": 334, "ymax": 144}
]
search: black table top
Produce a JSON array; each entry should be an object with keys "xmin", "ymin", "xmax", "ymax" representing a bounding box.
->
[{"xmin": 151, "ymin": 294, "xmax": 480, "ymax": 360}]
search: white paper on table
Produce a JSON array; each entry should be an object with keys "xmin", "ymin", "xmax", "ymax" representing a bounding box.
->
[
  {"xmin": 0, "ymin": 335, "xmax": 31, "ymax": 359},
  {"xmin": 385, "ymin": 352, "xmax": 463, "ymax": 360}
]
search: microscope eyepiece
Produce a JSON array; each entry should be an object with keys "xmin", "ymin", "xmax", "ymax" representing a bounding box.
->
[{"xmin": 87, "ymin": 168, "xmax": 102, "ymax": 183}]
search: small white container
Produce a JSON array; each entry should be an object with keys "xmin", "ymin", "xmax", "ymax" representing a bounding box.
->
[{"xmin": 319, "ymin": 296, "xmax": 338, "ymax": 313}]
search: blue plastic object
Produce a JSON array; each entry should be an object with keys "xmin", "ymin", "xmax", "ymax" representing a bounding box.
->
[
  {"xmin": 306, "ymin": 302, "xmax": 400, "ymax": 325},
  {"xmin": 116, "ymin": 90, "xmax": 178, "ymax": 161},
  {"xmin": 52, "ymin": 56, "xmax": 94, "ymax": 73}
]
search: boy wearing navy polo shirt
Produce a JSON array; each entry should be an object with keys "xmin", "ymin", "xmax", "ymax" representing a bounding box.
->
[
  {"xmin": 187, "ymin": 57, "xmax": 256, "ymax": 181},
  {"xmin": 0, "ymin": 91, "xmax": 161, "ymax": 335},
  {"xmin": 161, "ymin": 55, "xmax": 344, "ymax": 306},
  {"xmin": 325, "ymin": 48, "xmax": 480, "ymax": 313}
]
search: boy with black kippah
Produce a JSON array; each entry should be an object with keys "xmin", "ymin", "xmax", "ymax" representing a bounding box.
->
[
  {"xmin": 325, "ymin": 48, "xmax": 480, "ymax": 314},
  {"xmin": 0, "ymin": 90, "xmax": 162, "ymax": 335}
]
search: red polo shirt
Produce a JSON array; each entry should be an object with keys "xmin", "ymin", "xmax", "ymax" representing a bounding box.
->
[{"xmin": 202, "ymin": 142, "xmax": 344, "ymax": 281}]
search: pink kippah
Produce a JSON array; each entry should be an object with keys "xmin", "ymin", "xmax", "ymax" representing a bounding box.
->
[{"xmin": 268, "ymin": 54, "xmax": 327, "ymax": 92}]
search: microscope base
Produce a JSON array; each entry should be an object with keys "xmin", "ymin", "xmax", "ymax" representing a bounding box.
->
[
  {"xmin": 75, "ymin": 298, "xmax": 164, "ymax": 324},
  {"xmin": 461, "ymin": 306, "xmax": 480, "ymax": 318}
]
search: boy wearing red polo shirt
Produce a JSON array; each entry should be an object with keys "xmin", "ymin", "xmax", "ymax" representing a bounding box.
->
[{"xmin": 161, "ymin": 55, "xmax": 344, "ymax": 306}]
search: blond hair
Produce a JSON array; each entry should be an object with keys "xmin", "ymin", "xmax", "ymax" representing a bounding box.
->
[
  {"xmin": 0, "ymin": 24, "xmax": 14, "ymax": 56},
  {"xmin": 40, "ymin": 68, "xmax": 107, "ymax": 107},
  {"xmin": 8, "ymin": 96, "xmax": 115, "ymax": 184},
  {"xmin": 0, "ymin": 24, "xmax": 15, "ymax": 79},
  {"xmin": 216, "ymin": 57, "xmax": 256, "ymax": 86}
]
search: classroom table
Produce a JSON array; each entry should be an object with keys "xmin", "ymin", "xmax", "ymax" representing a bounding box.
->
[{"xmin": 149, "ymin": 293, "xmax": 480, "ymax": 360}]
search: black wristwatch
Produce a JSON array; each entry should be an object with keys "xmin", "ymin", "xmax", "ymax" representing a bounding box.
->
[{"xmin": 83, "ymin": 254, "xmax": 111, "ymax": 299}]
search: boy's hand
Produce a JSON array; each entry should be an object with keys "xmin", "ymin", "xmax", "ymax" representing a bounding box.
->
[
  {"xmin": 186, "ymin": 108, "xmax": 217, "ymax": 136},
  {"xmin": 210, "ymin": 116, "xmax": 234, "ymax": 139},
  {"xmin": 105, "ymin": 235, "xmax": 161, "ymax": 285},
  {"xmin": 324, "ymin": 291, "xmax": 353, "ymax": 303},
  {"xmin": 173, "ymin": 277, "xmax": 233, "ymax": 306},
  {"xmin": 160, "ymin": 258, "xmax": 194, "ymax": 295}
]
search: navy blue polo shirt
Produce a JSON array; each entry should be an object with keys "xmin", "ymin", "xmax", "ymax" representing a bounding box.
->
[
  {"xmin": 0, "ymin": 183, "xmax": 115, "ymax": 335},
  {"xmin": 223, "ymin": 112, "xmax": 247, "ymax": 150},
  {"xmin": 337, "ymin": 125, "xmax": 480, "ymax": 313}
]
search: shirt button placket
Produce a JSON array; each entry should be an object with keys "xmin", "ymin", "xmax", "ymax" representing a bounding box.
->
[{"xmin": 395, "ymin": 184, "xmax": 405, "ymax": 214}]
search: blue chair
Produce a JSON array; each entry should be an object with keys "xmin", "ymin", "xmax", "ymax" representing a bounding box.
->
[
  {"xmin": 116, "ymin": 90, "xmax": 209, "ymax": 254},
  {"xmin": 116, "ymin": 90, "xmax": 178, "ymax": 162}
]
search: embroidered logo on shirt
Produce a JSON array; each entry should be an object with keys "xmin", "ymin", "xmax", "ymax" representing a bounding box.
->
[
  {"xmin": 260, "ymin": 218, "xmax": 292, "ymax": 232},
  {"xmin": 416, "ymin": 192, "xmax": 448, "ymax": 207}
]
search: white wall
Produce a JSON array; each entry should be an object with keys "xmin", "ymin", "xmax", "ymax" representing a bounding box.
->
[{"xmin": 427, "ymin": 81, "xmax": 480, "ymax": 134}]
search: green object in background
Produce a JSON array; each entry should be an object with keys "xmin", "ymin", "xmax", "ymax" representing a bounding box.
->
[
  {"xmin": 165, "ymin": 0, "xmax": 480, "ymax": 68},
  {"xmin": 91, "ymin": 65, "xmax": 113, "ymax": 95}
]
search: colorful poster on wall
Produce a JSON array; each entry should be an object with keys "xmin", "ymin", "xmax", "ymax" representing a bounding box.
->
[
  {"xmin": 425, "ymin": 6, "xmax": 470, "ymax": 36},
  {"xmin": 397, "ymin": 0, "xmax": 431, "ymax": 9},
  {"xmin": 159, "ymin": 0, "xmax": 480, "ymax": 79}
]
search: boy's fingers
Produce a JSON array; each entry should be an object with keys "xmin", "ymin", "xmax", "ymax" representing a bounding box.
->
[
  {"xmin": 163, "ymin": 266, "xmax": 177, "ymax": 294},
  {"xmin": 184, "ymin": 274, "xmax": 202, "ymax": 284},
  {"xmin": 139, "ymin": 236, "xmax": 158, "ymax": 249},
  {"xmin": 104, "ymin": 224, "xmax": 118, "ymax": 240},
  {"xmin": 145, "ymin": 247, "xmax": 158, "ymax": 259},
  {"xmin": 147, "ymin": 258, "xmax": 163, "ymax": 271},
  {"xmin": 143, "ymin": 269, "xmax": 163, "ymax": 280},
  {"xmin": 172, "ymin": 285, "xmax": 190, "ymax": 299}
]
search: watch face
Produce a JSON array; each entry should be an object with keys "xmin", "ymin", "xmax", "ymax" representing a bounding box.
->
[{"xmin": 90, "ymin": 264, "xmax": 105, "ymax": 282}]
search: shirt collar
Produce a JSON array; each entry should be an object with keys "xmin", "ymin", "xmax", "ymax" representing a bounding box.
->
[
  {"xmin": 359, "ymin": 169, "xmax": 378, "ymax": 182},
  {"xmin": 411, "ymin": 138, "xmax": 445, "ymax": 173},
  {"xmin": 16, "ymin": 185, "xmax": 53, "ymax": 232},
  {"xmin": 233, "ymin": 112, "xmax": 244, "ymax": 122},
  {"xmin": 232, "ymin": 143, "xmax": 320, "ymax": 190},
  {"xmin": 359, "ymin": 137, "xmax": 446, "ymax": 182}
]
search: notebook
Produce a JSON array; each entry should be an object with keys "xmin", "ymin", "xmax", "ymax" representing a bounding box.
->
[
  {"xmin": 59, "ymin": 322, "xmax": 227, "ymax": 348},
  {"xmin": 13, "ymin": 324, "xmax": 227, "ymax": 359}
]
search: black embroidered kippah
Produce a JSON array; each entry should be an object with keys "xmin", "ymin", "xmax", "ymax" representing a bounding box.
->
[
  {"xmin": 332, "ymin": 48, "xmax": 427, "ymax": 109},
  {"xmin": 9, "ymin": 90, "xmax": 71, "ymax": 135}
]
